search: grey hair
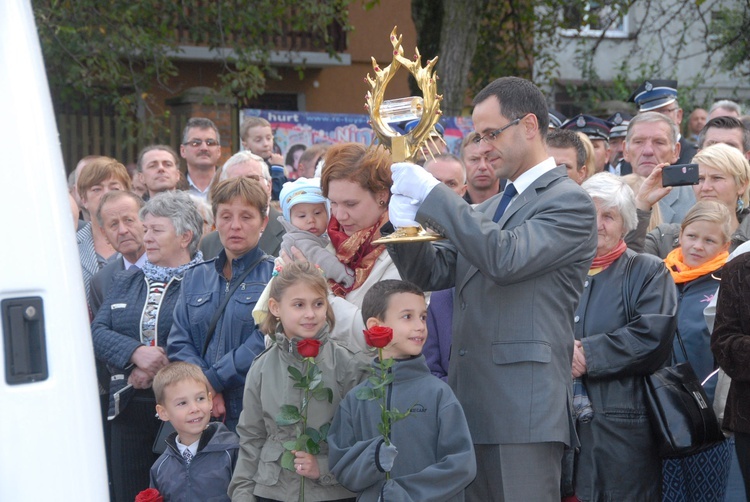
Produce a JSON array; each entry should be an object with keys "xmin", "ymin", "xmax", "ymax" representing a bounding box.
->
[
  {"xmin": 219, "ymin": 151, "xmax": 271, "ymax": 183},
  {"xmin": 710, "ymin": 99, "xmax": 742, "ymax": 117},
  {"xmin": 139, "ymin": 190, "xmax": 204, "ymax": 257},
  {"xmin": 188, "ymin": 193, "xmax": 214, "ymax": 229},
  {"xmin": 582, "ymin": 172, "xmax": 638, "ymax": 234},
  {"xmin": 182, "ymin": 117, "xmax": 220, "ymax": 144},
  {"xmin": 626, "ymin": 111, "xmax": 678, "ymax": 147}
]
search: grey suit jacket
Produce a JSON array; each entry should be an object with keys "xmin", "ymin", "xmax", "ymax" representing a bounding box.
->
[
  {"xmin": 658, "ymin": 185, "xmax": 695, "ymax": 224},
  {"xmin": 387, "ymin": 167, "xmax": 597, "ymax": 445},
  {"xmin": 199, "ymin": 206, "xmax": 286, "ymax": 259},
  {"xmin": 89, "ymin": 256, "xmax": 125, "ymax": 317}
]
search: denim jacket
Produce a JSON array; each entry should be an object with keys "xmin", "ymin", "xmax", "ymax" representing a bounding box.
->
[{"xmin": 168, "ymin": 246, "xmax": 274, "ymax": 427}]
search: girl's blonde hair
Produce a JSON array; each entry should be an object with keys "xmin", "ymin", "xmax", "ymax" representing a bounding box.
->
[
  {"xmin": 576, "ymin": 132, "xmax": 597, "ymax": 181},
  {"xmin": 260, "ymin": 261, "xmax": 335, "ymax": 335},
  {"xmin": 680, "ymin": 200, "xmax": 733, "ymax": 245}
]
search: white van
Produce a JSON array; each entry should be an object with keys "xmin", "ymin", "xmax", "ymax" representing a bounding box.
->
[{"xmin": 0, "ymin": 1, "xmax": 109, "ymax": 500}]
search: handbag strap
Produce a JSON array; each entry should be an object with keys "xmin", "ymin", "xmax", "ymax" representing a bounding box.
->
[
  {"xmin": 201, "ymin": 253, "xmax": 269, "ymax": 358},
  {"xmin": 622, "ymin": 253, "xmax": 689, "ymax": 362}
]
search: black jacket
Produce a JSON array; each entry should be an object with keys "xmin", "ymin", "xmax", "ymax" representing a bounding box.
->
[{"xmin": 573, "ymin": 250, "xmax": 677, "ymax": 501}]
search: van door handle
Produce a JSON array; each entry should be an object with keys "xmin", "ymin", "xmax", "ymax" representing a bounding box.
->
[{"xmin": 2, "ymin": 297, "xmax": 48, "ymax": 384}]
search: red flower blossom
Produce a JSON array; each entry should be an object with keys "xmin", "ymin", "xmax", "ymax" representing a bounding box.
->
[
  {"xmin": 363, "ymin": 326, "xmax": 393, "ymax": 349},
  {"xmin": 297, "ymin": 339, "xmax": 321, "ymax": 358},
  {"xmin": 135, "ymin": 488, "xmax": 163, "ymax": 502}
]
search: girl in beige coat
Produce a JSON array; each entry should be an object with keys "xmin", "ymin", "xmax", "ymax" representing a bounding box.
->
[{"xmin": 229, "ymin": 262, "xmax": 367, "ymax": 501}]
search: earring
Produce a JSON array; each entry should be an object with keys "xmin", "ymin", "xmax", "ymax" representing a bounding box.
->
[
  {"xmin": 738, "ymin": 198, "xmax": 745, "ymax": 212},
  {"xmin": 379, "ymin": 200, "xmax": 385, "ymax": 206}
]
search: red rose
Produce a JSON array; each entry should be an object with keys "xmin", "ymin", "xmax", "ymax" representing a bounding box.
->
[
  {"xmin": 363, "ymin": 326, "xmax": 393, "ymax": 349},
  {"xmin": 135, "ymin": 488, "xmax": 163, "ymax": 502},
  {"xmin": 297, "ymin": 339, "xmax": 321, "ymax": 358}
]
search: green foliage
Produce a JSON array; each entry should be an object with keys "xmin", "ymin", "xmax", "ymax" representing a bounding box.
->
[
  {"xmin": 356, "ymin": 349, "xmax": 411, "ymax": 453},
  {"xmin": 32, "ymin": 0, "xmax": 351, "ymax": 144},
  {"xmin": 276, "ymin": 404, "xmax": 302, "ymax": 426},
  {"xmin": 707, "ymin": 2, "xmax": 750, "ymax": 78},
  {"xmin": 276, "ymin": 355, "xmax": 333, "ymax": 491}
]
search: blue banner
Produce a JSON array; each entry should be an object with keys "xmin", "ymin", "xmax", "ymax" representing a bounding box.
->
[{"xmin": 240, "ymin": 108, "xmax": 475, "ymax": 178}]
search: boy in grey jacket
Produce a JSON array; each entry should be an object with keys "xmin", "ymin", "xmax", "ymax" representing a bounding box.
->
[
  {"xmin": 328, "ymin": 280, "xmax": 476, "ymax": 501},
  {"xmin": 150, "ymin": 362, "xmax": 238, "ymax": 501}
]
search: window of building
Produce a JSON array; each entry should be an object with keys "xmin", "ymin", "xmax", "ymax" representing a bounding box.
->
[{"xmin": 559, "ymin": 1, "xmax": 630, "ymax": 39}]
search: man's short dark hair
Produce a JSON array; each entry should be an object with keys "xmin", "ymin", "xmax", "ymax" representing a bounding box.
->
[
  {"xmin": 546, "ymin": 129, "xmax": 586, "ymax": 169},
  {"xmin": 182, "ymin": 117, "xmax": 221, "ymax": 144},
  {"xmin": 361, "ymin": 280, "xmax": 424, "ymax": 323},
  {"xmin": 698, "ymin": 116, "xmax": 750, "ymax": 152},
  {"xmin": 472, "ymin": 77, "xmax": 549, "ymax": 139},
  {"xmin": 137, "ymin": 145, "xmax": 179, "ymax": 172}
]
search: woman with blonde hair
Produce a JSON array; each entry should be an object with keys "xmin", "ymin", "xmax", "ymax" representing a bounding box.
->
[{"xmin": 646, "ymin": 143, "xmax": 750, "ymax": 257}]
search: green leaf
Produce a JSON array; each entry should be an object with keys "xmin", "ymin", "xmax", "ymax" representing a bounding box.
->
[
  {"xmin": 309, "ymin": 371, "xmax": 323, "ymax": 389},
  {"xmin": 307, "ymin": 437, "xmax": 321, "ymax": 455},
  {"xmin": 388, "ymin": 409, "xmax": 411, "ymax": 422},
  {"xmin": 281, "ymin": 450, "xmax": 296, "ymax": 471},
  {"xmin": 312, "ymin": 387, "xmax": 333, "ymax": 403},
  {"xmin": 283, "ymin": 440, "xmax": 297, "ymax": 451},
  {"xmin": 382, "ymin": 358, "xmax": 395, "ymax": 369},
  {"xmin": 288, "ymin": 366, "xmax": 303, "ymax": 381},
  {"xmin": 319, "ymin": 422, "xmax": 330, "ymax": 441},
  {"xmin": 275, "ymin": 405, "xmax": 301, "ymax": 426},
  {"xmin": 355, "ymin": 386, "xmax": 376, "ymax": 401},
  {"xmin": 306, "ymin": 427, "xmax": 321, "ymax": 443},
  {"xmin": 296, "ymin": 435, "xmax": 310, "ymax": 451},
  {"xmin": 377, "ymin": 422, "xmax": 388, "ymax": 438}
]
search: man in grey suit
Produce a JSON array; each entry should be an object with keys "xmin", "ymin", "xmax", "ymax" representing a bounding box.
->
[
  {"xmin": 200, "ymin": 151, "xmax": 285, "ymax": 258},
  {"xmin": 386, "ymin": 77, "xmax": 597, "ymax": 500},
  {"xmin": 89, "ymin": 190, "xmax": 146, "ymax": 315}
]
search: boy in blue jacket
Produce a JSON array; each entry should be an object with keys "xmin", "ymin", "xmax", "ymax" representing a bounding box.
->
[
  {"xmin": 327, "ymin": 280, "xmax": 476, "ymax": 501},
  {"xmin": 150, "ymin": 362, "xmax": 238, "ymax": 501}
]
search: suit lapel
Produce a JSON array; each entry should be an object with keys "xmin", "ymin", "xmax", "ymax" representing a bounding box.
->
[{"xmin": 456, "ymin": 168, "xmax": 565, "ymax": 296}]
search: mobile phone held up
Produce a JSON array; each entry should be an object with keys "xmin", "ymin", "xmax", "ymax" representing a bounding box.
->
[{"xmin": 662, "ymin": 164, "xmax": 699, "ymax": 187}]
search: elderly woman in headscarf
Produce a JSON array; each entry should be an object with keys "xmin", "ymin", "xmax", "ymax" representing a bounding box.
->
[
  {"xmin": 92, "ymin": 190, "xmax": 204, "ymax": 502},
  {"xmin": 567, "ymin": 172, "xmax": 677, "ymax": 501}
]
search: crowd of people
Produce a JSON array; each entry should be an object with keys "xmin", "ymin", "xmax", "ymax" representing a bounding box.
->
[{"xmin": 72, "ymin": 76, "xmax": 750, "ymax": 501}]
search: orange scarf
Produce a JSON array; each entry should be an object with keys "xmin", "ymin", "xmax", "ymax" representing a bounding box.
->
[
  {"xmin": 327, "ymin": 211, "xmax": 389, "ymax": 297},
  {"xmin": 664, "ymin": 247, "xmax": 728, "ymax": 284}
]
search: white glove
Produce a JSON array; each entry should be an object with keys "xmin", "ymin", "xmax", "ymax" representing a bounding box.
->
[
  {"xmin": 389, "ymin": 194, "xmax": 420, "ymax": 227},
  {"xmin": 391, "ymin": 162, "xmax": 440, "ymax": 202},
  {"xmin": 377, "ymin": 441, "xmax": 398, "ymax": 472}
]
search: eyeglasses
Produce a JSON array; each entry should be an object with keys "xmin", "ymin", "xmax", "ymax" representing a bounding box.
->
[
  {"xmin": 183, "ymin": 139, "xmax": 220, "ymax": 148},
  {"xmin": 473, "ymin": 118, "xmax": 522, "ymax": 144}
]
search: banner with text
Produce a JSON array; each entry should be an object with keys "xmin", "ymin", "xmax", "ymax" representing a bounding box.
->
[{"xmin": 240, "ymin": 108, "xmax": 474, "ymax": 178}]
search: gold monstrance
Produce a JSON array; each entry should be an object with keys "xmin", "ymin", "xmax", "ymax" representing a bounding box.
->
[{"xmin": 368, "ymin": 27, "xmax": 445, "ymax": 245}]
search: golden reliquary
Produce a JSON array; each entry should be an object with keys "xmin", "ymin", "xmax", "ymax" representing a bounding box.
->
[{"xmin": 367, "ymin": 27, "xmax": 445, "ymax": 244}]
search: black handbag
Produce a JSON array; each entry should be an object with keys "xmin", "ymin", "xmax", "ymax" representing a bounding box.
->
[
  {"xmin": 621, "ymin": 256, "xmax": 724, "ymax": 458},
  {"xmin": 643, "ymin": 331, "xmax": 725, "ymax": 458}
]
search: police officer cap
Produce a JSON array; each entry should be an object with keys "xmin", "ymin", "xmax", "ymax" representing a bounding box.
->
[
  {"xmin": 561, "ymin": 114, "xmax": 611, "ymax": 141},
  {"xmin": 606, "ymin": 111, "xmax": 633, "ymax": 139},
  {"xmin": 549, "ymin": 109, "xmax": 567, "ymax": 129},
  {"xmin": 628, "ymin": 79, "xmax": 678, "ymax": 112}
]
